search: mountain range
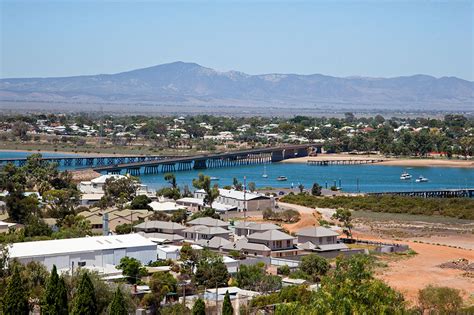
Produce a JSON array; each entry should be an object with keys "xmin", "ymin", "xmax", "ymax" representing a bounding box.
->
[{"xmin": 1, "ymin": 62, "xmax": 473, "ymax": 111}]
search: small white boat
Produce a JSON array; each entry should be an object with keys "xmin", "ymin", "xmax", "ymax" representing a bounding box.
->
[
  {"xmin": 415, "ymin": 175, "xmax": 429, "ymax": 183},
  {"xmin": 277, "ymin": 176, "xmax": 288, "ymax": 181},
  {"xmin": 210, "ymin": 177, "xmax": 219, "ymax": 181},
  {"xmin": 400, "ymin": 172, "xmax": 412, "ymax": 180},
  {"xmin": 262, "ymin": 166, "xmax": 268, "ymax": 178}
]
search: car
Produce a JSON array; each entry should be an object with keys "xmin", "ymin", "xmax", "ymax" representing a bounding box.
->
[{"xmin": 278, "ymin": 191, "xmax": 285, "ymax": 195}]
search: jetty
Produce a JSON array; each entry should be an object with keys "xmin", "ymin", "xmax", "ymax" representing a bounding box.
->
[
  {"xmin": 368, "ymin": 188, "xmax": 474, "ymax": 198},
  {"xmin": 307, "ymin": 159, "xmax": 385, "ymax": 166}
]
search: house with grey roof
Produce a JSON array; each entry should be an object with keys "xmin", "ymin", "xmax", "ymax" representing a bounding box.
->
[
  {"xmin": 187, "ymin": 217, "xmax": 229, "ymax": 229},
  {"xmin": 234, "ymin": 221, "xmax": 281, "ymax": 236},
  {"xmin": 134, "ymin": 221, "xmax": 186, "ymax": 234},
  {"xmin": 221, "ymin": 237, "xmax": 272, "ymax": 257},
  {"xmin": 295, "ymin": 226, "xmax": 339, "ymax": 245},
  {"xmin": 247, "ymin": 230, "xmax": 296, "ymax": 251},
  {"xmin": 183, "ymin": 225, "xmax": 230, "ymax": 242},
  {"xmin": 134, "ymin": 221, "xmax": 186, "ymax": 244},
  {"xmin": 195, "ymin": 236, "xmax": 232, "ymax": 250}
]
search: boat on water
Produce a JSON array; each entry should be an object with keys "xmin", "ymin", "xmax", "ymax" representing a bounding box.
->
[
  {"xmin": 415, "ymin": 175, "xmax": 429, "ymax": 183},
  {"xmin": 400, "ymin": 172, "xmax": 412, "ymax": 180},
  {"xmin": 210, "ymin": 177, "xmax": 219, "ymax": 181},
  {"xmin": 262, "ymin": 166, "xmax": 268, "ymax": 178},
  {"xmin": 277, "ymin": 176, "xmax": 288, "ymax": 181}
]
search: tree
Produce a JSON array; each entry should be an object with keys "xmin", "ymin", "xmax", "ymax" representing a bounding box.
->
[
  {"xmin": 171, "ymin": 208, "xmax": 188, "ymax": 223},
  {"xmin": 311, "ymin": 183, "xmax": 322, "ymax": 196},
  {"xmin": 108, "ymin": 287, "xmax": 129, "ymax": 315},
  {"xmin": 222, "ymin": 291, "xmax": 233, "ymax": 315},
  {"xmin": 298, "ymin": 183, "xmax": 304, "ymax": 194},
  {"xmin": 43, "ymin": 189, "xmax": 80, "ymax": 222},
  {"xmin": 300, "ymin": 254, "xmax": 330, "ymax": 282},
  {"xmin": 130, "ymin": 194, "xmax": 152, "ymax": 210},
  {"xmin": 193, "ymin": 255, "xmax": 230, "ymax": 288},
  {"xmin": 248, "ymin": 181, "xmax": 256, "ymax": 192},
  {"xmin": 24, "ymin": 215, "xmax": 53, "ymax": 238},
  {"xmin": 418, "ymin": 285, "xmax": 463, "ymax": 314},
  {"xmin": 53, "ymin": 215, "xmax": 92, "ymax": 239},
  {"xmin": 331, "ymin": 208, "xmax": 353, "ymax": 238},
  {"xmin": 145, "ymin": 271, "xmax": 178, "ymax": 313},
  {"xmin": 41, "ymin": 265, "xmax": 68, "ymax": 315},
  {"xmin": 117, "ymin": 256, "xmax": 147, "ymax": 284},
  {"xmin": 104, "ymin": 176, "xmax": 137, "ymax": 206},
  {"xmin": 71, "ymin": 272, "xmax": 97, "ymax": 315},
  {"xmin": 192, "ymin": 298, "xmax": 206, "ymax": 315},
  {"xmin": 190, "ymin": 208, "xmax": 220, "ymax": 220},
  {"xmin": 192, "ymin": 173, "xmax": 219, "ymax": 208},
  {"xmin": 164, "ymin": 173, "xmax": 178, "ymax": 189},
  {"xmin": 2, "ymin": 266, "xmax": 29, "ymax": 315},
  {"xmin": 235, "ymin": 263, "xmax": 281, "ymax": 293}
]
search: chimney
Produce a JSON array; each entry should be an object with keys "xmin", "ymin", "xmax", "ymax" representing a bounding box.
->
[{"xmin": 102, "ymin": 212, "xmax": 109, "ymax": 236}]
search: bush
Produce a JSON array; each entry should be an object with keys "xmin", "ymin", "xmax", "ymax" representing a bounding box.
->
[
  {"xmin": 280, "ymin": 194, "xmax": 474, "ymax": 220},
  {"xmin": 277, "ymin": 265, "xmax": 291, "ymax": 276}
]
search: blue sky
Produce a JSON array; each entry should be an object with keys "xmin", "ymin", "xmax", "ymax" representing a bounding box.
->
[{"xmin": 1, "ymin": 0, "xmax": 473, "ymax": 80}]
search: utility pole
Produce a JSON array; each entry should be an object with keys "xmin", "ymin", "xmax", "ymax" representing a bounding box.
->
[{"xmin": 243, "ymin": 176, "xmax": 247, "ymax": 222}]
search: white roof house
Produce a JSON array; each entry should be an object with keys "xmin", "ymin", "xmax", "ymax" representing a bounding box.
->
[
  {"xmin": 176, "ymin": 197, "xmax": 237, "ymax": 212},
  {"xmin": 9, "ymin": 234, "xmax": 157, "ymax": 271},
  {"xmin": 148, "ymin": 201, "xmax": 186, "ymax": 213}
]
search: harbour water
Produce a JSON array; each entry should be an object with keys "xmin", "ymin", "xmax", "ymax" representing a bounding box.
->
[{"xmin": 1, "ymin": 151, "xmax": 472, "ymax": 193}]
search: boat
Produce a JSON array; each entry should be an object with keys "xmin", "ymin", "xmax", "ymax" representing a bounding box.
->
[
  {"xmin": 400, "ymin": 172, "xmax": 412, "ymax": 180},
  {"xmin": 262, "ymin": 166, "xmax": 268, "ymax": 178},
  {"xmin": 210, "ymin": 177, "xmax": 219, "ymax": 181},
  {"xmin": 415, "ymin": 175, "xmax": 429, "ymax": 183},
  {"xmin": 277, "ymin": 176, "xmax": 288, "ymax": 181}
]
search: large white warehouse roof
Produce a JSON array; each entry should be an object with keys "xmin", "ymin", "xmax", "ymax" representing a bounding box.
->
[{"xmin": 9, "ymin": 234, "xmax": 156, "ymax": 258}]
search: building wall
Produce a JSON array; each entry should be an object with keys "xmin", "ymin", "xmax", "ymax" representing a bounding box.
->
[
  {"xmin": 13, "ymin": 245, "xmax": 157, "ymax": 272},
  {"xmin": 248, "ymin": 238, "xmax": 294, "ymax": 250}
]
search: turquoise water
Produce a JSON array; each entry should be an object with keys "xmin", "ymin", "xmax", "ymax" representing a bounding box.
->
[
  {"xmin": 137, "ymin": 163, "xmax": 473, "ymax": 193},
  {"xmin": 1, "ymin": 151, "xmax": 472, "ymax": 193}
]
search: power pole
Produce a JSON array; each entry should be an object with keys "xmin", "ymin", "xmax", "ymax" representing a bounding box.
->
[{"xmin": 243, "ymin": 176, "xmax": 247, "ymax": 222}]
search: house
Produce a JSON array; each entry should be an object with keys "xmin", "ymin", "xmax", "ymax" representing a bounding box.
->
[
  {"xmin": 194, "ymin": 189, "xmax": 274, "ymax": 211},
  {"xmin": 195, "ymin": 236, "xmax": 232, "ymax": 250},
  {"xmin": 79, "ymin": 174, "xmax": 154, "ymax": 198},
  {"xmin": 234, "ymin": 221, "xmax": 281, "ymax": 236},
  {"xmin": 295, "ymin": 226, "xmax": 348, "ymax": 252},
  {"xmin": 134, "ymin": 221, "xmax": 186, "ymax": 244},
  {"xmin": 156, "ymin": 244, "xmax": 202, "ymax": 260},
  {"xmin": 183, "ymin": 225, "xmax": 230, "ymax": 242},
  {"xmin": 221, "ymin": 237, "xmax": 271, "ymax": 257},
  {"xmin": 176, "ymin": 197, "xmax": 237, "ymax": 213},
  {"xmin": 246, "ymin": 230, "xmax": 298, "ymax": 257},
  {"xmin": 187, "ymin": 217, "xmax": 229, "ymax": 229},
  {"xmin": 148, "ymin": 201, "xmax": 187, "ymax": 213},
  {"xmin": 107, "ymin": 209, "xmax": 153, "ymax": 232},
  {"xmin": 0, "ymin": 220, "xmax": 16, "ymax": 233},
  {"xmin": 8, "ymin": 234, "xmax": 157, "ymax": 271}
]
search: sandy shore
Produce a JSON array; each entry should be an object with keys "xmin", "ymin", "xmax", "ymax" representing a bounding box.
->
[{"xmin": 282, "ymin": 155, "xmax": 474, "ymax": 168}]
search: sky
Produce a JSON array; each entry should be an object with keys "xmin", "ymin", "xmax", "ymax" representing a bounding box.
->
[{"xmin": 1, "ymin": 0, "xmax": 473, "ymax": 80}]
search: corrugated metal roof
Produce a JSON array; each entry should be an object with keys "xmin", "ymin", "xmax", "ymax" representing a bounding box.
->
[
  {"xmin": 234, "ymin": 221, "xmax": 280, "ymax": 231},
  {"xmin": 9, "ymin": 234, "xmax": 156, "ymax": 258}
]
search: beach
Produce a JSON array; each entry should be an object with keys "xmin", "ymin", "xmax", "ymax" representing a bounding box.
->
[{"xmin": 281, "ymin": 154, "xmax": 474, "ymax": 168}]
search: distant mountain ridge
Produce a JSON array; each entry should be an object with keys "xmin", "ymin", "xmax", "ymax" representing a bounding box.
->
[{"xmin": 1, "ymin": 61, "xmax": 473, "ymax": 110}]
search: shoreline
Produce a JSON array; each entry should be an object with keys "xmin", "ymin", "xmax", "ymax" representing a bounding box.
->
[{"xmin": 281, "ymin": 155, "xmax": 474, "ymax": 168}]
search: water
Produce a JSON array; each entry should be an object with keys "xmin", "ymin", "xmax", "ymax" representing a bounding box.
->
[
  {"xmin": 1, "ymin": 151, "xmax": 472, "ymax": 193},
  {"xmin": 140, "ymin": 163, "xmax": 473, "ymax": 193}
]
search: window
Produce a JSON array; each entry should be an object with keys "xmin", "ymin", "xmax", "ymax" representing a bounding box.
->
[{"xmin": 78, "ymin": 261, "xmax": 86, "ymax": 267}]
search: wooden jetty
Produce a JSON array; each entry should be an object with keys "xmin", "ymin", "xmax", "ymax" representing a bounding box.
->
[
  {"xmin": 307, "ymin": 159, "xmax": 385, "ymax": 166},
  {"xmin": 368, "ymin": 188, "xmax": 474, "ymax": 198}
]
